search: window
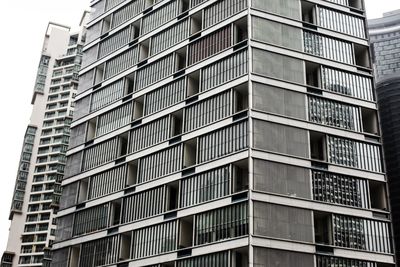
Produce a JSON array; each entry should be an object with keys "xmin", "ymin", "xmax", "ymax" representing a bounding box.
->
[
  {"xmin": 316, "ymin": 255, "xmax": 376, "ymax": 267},
  {"xmin": 132, "ymin": 220, "xmax": 177, "ymax": 259},
  {"xmin": 201, "ymin": 49, "xmax": 248, "ymax": 92},
  {"xmin": 79, "ymin": 236, "xmax": 119, "ymax": 266},
  {"xmin": 321, "ymin": 66, "xmax": 374, "ymax": 101},
  {"xmin": 203, "ymin": 0, "xmax": 247, "ymax": 28},
  {"xmin": 180, "ymin": 165, "xmax": 231, "ymax": 207},
  {"xmin": 195, "ymin": 203, "xmax": 248, "ymax": 245},
  {"xmin": 333, "ymin": 215, "xmax": 391, "ymax": 253},
  {"xmin": 123, "ymin": 186, "xmax": 166, "ymax": 223},
  {"xmin": 82, "ymin": 137, "xmax": 118, "ymax": 171},
  {"xmin": 319, "ymin": 7, "xmax": 365, "ymax": 38},
  {"xmin": 73, "ymin": 204, "xmax": 109, "ymax": 236},
  {"xmin": 138, "ymin": 145, "xmax": 182, "ymax": 183},
  {"xmin": 304, "ymin": 31, "xmax": 354, "ymax": 64},
  {"xmin": 177, "ymin": 251, "xmax": 230, "ymax": 267},
  {"xmin": 150, "ymin": 19, "xmax": 190, "ymax": 56},
  {"xmin": 308, "ymin": 96, "xmax": 361, "ymax": 131},
  {"xmin": 89, "ymin": 165, "xmax": 127, "ymax": 200},
  {"xmin": 144, "ymin": 78, "xmax": 186, "ymax": 116},
  {"xmin": 328, "ymin": 136, "xmax": 382, "ymax": 172},
  {"xmin": 184, "ymin": 90, "xmax": 232, "ymax": 132},
  {"xmin": 141, "ymin": 1, "xmax": 179, "ymax": 35},
  {"xmin": 188, "ymin": 25, "xmax": 232, "ymax": 65},
  {"xmin": 198, "ymin": 121, "xmax": 248, "ymax": 163},
  {"xmin": 312, "ymin": 170, "xmax": 368, "ymax": 208}
]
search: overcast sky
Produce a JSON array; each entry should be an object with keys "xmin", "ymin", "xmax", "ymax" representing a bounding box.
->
[{"xmin": 0, "ymin": 0, "xmax": 398, "ymax": 253}]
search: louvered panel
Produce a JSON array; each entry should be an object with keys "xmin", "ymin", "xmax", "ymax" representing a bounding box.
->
[
  {"xmin": 333, "ymin": 214, "xmax": 391, "ymax": 253},
  {"xmin": 129, "ymin": 116, "xmax": 170, "ymax": 153},
  {"xmin": 324, "ymin": 0, "xmax": 349, "ymax": 6},
  {"xmin": 319, "ymin": 7, "xmax": 365, "ymax": 39},
  {"xmin": 122, "ymin": 186, "xmax": 165, "ymax": 223},
  {"xmin": 138, "ymin": 144, "xmax": 182, "ymax": 183},
  {"xmin": 328, "ymin": 136, "xmax": 382, "ymax": 173},
  {"xmin": 51, "ymin": 249, "xmax": 70, "ymax": 267},
  {"xmin": 141, "ymin": 1, "xmax": 179, "ymax": 35},
  {"xmin": 195, "ymin": 202, "xmax": 248, "ymax": 245},
  {"xmin": 316, "ymin": 255, "xmax": 376, "ymax": 267},
  {"xmin": 184, "ymin": 90, "xmax": 231, "ymax": 132},
  {"xmin": 82, "ymin": 137, "xmax": 118, "ymax": 171},
  {"xmin": 304, "ymin": 31, "xmax": 354, "ymax": 64},
  {"xmin": 80, "ymin": 235, "xmax": 120, "ymax": 266},
  {"xmin": 111, "ymin": 0, "xmax": 145, "ymax": 29},
  {"xmin": 190, "ymin": 0, "xmax": 207, "ymax": 8},
  {"xmin": 203, "ymin": 0, "xmax": 247, "ymax": 29},
  {"xmin": 89, "ymin": 164, "xmax": 127, "ymax": 199},
  {"xmin": 132, "ymin": 220, "xmax": 177, "ymax": 259},
  {"xmin": 177, "ymin": 251, "xmax": 229, "ymax": 267},
  {"xmin": 188, "ymin": 25, "xmax": 232, "ymax": 65},
  {"xmin": 59, "ymin": 183, "xmax": 78, "ymax": 210},
  {"xmin": 180, "ymin": 165, "xmax": 230, "ymax": 207},
  {"xmin": 201, "ymin": 49, "xmax": 248, "ymax": 92},
  {"xmin": 308, "ymin": 96, "xmax": 361, "ymax": 131},
  {"xmin": 73, "ymin": 204, "xmax": 109, "ymax": 236},
  {"xmin": 198, "ymin": 121, "xmax": 248, "ymax": 163},
  {"xmin": 321, "ymin": 66, "xmax": 374, "ymax": 101},
  {"xmin": 144, "ymin": 78, "xmax": 186, "ymax": 115},
  {"xmin": 312, "ymin": 170, "xmax": 369, "ymax": 208},
  {"xmin": 104, "ymin": 46, "xmax": 138, "ymax": 79},
  {"xmin": 98, "ymin": 26, "xmax": 134, "ymax": 58},
  {"xmin": 150, "ymin": 19, "xmax": 190, "ymax": 56},
  {"xmin": 55, "ymin": 215, "xmax": 74, "ymax": 242},
  {"xmin": 135, "ymin": 53, "xmax": 175, "ymax": 91},
  {"xmin": 96, "ymin": 102, "xmax": 133, "ymax": 136},
  {"xmin": 90, "ymin": 78, "xmax": 125, "ymax": 112},
  {"xmin": 105, "ymin": 0, "xmax": 126, "ymax": 11}
]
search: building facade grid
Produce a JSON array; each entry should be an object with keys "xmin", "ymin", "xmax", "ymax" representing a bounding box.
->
[{"xmin": 52, "ymin": 0, "xmax": 395, "ymax": 266}]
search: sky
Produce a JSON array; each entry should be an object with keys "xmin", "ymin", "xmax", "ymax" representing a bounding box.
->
[{"xmin": 0, "ymin": 0, "xmax": 399, "ymax": 254}]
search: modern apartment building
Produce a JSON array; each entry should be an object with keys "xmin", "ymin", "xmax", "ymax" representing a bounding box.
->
[
  {"xmin": 52, "ymin": 0, "xmax": 395, "ymax": 266},
  {"xmin": 1, "ymin": 13, "xmax": 88, "ymax": 267},
  {"xmin": 369, "ymin": 10, "xmax": 400, "ymax": 262}
]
